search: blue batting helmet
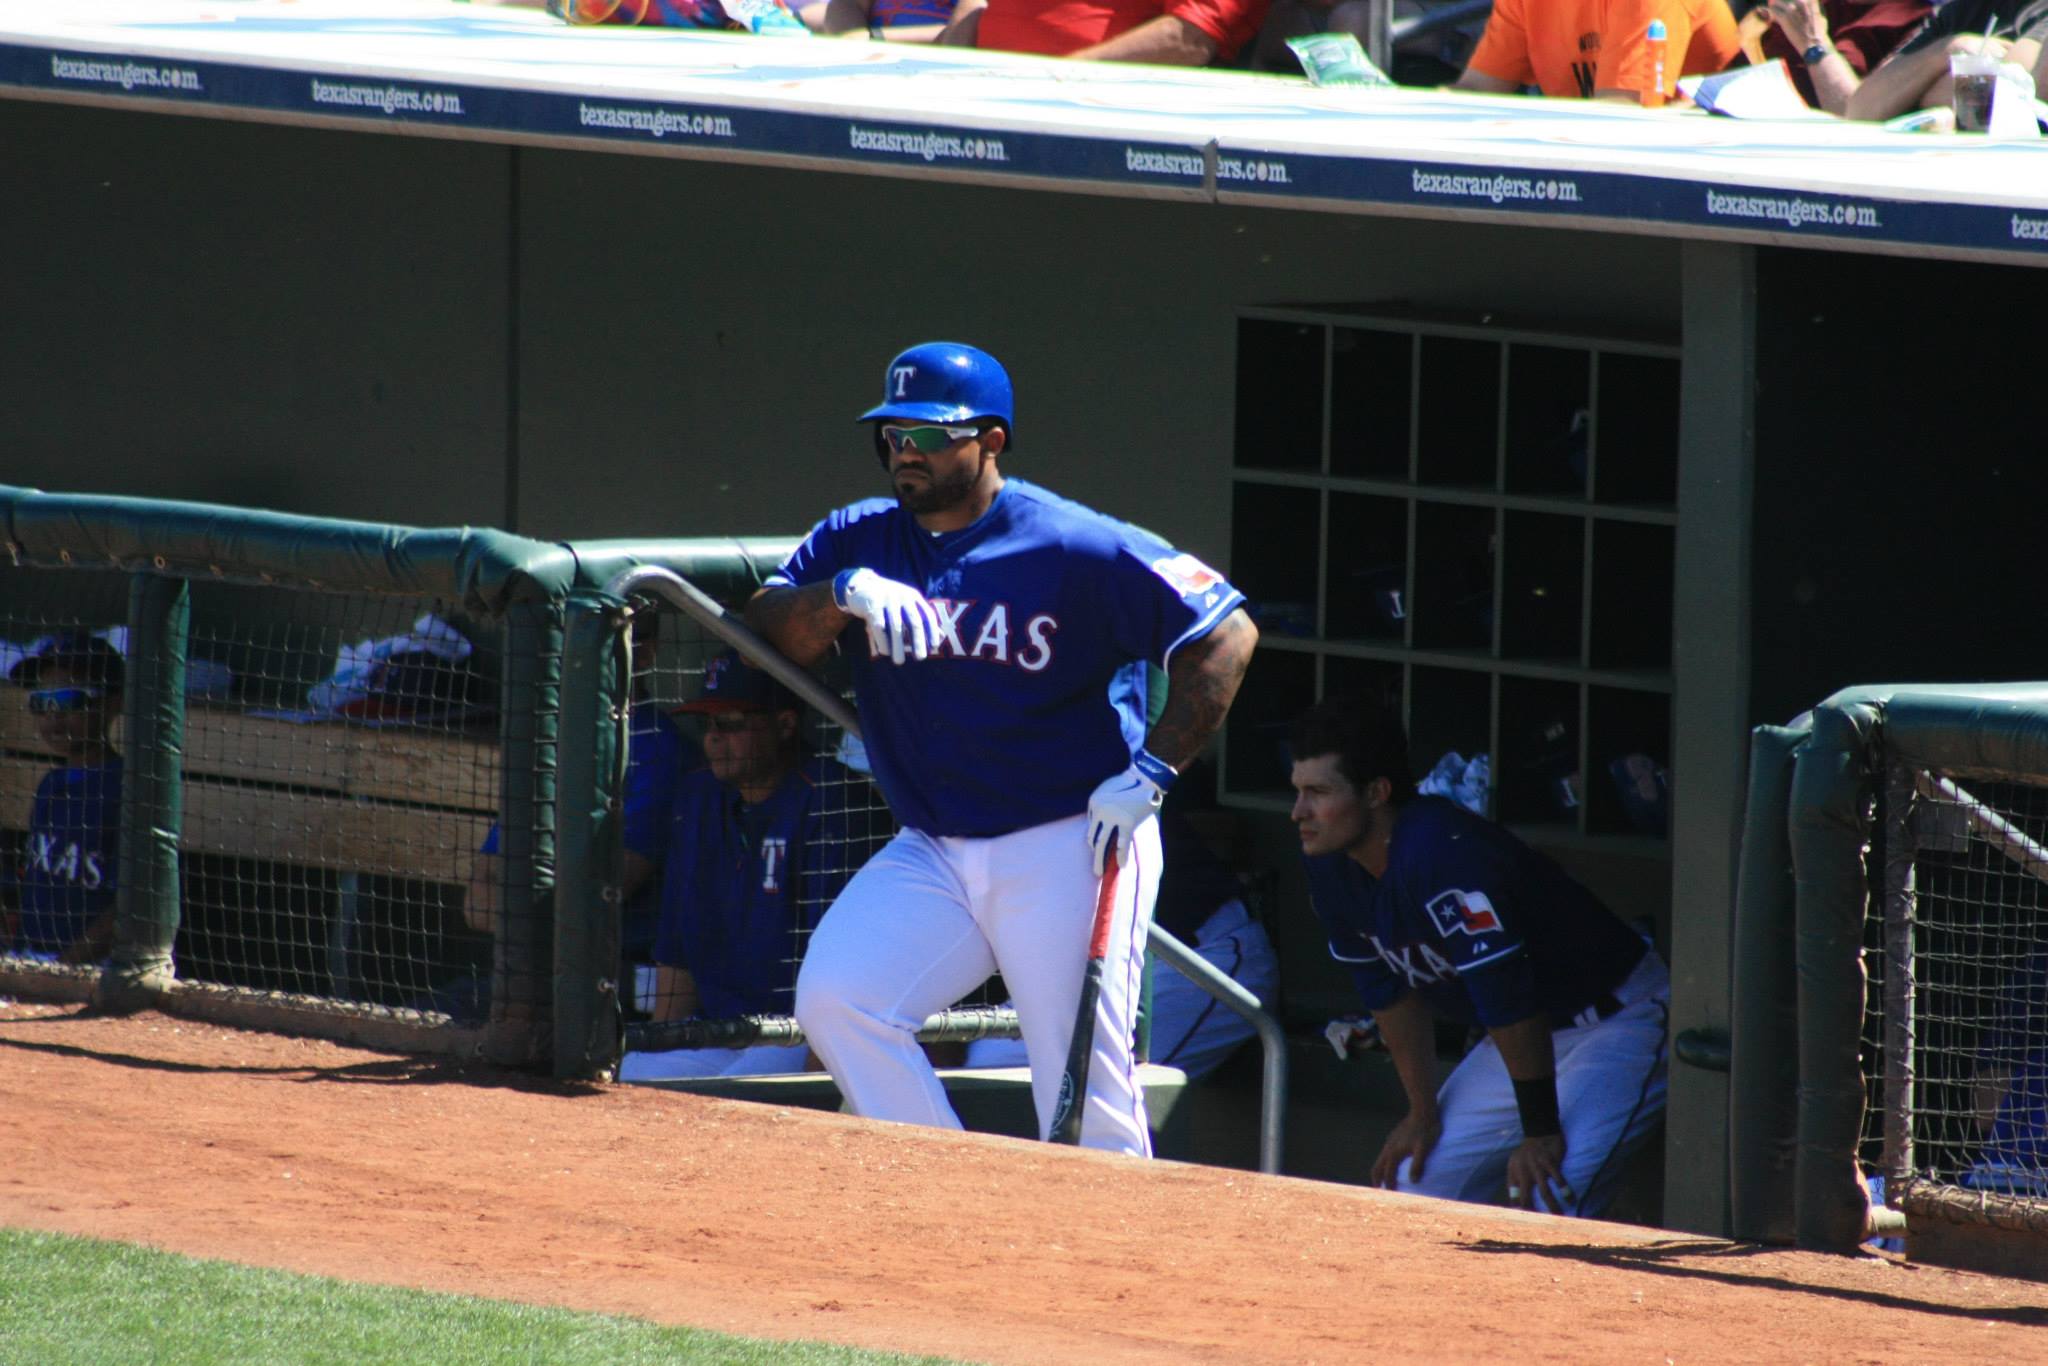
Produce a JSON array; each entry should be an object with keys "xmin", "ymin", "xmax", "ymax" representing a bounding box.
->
[{"xmin": 859, "ymin": 342, "xmax": 1015, "ymax": 448}]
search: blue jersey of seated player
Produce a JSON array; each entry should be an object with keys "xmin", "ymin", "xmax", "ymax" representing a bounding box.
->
[
  {"xmin": 1979, "ymin": 951, "xmax": 2048, "ymax": 1173},
  {"xmin": 482, "ymin": 702, "xmax": 690, "ymax": 952},
  {"xmin": 766, "ymin": 479, "xmax": 1244, "ymax": 837},
  {"xmin": 1303, "ymin": 796, "xmax": 1646, "ymax": 1030},
  {"xmin": 4, "ymin": 758, "xmax": 122, "ymax": 954},
  {"xmin": 652, "ymin": 755, "xmax": 886, "ymax": 1019}
]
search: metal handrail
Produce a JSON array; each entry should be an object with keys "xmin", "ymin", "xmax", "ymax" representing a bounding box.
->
[{"xmin": 603, "ymin": 564, "xmax": 1290, "ymax": 1173}]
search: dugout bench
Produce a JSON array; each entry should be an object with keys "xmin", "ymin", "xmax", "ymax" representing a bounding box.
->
[{"xmin": 0, "ymin": 684, "xmax": 500, "ymax": 1033}]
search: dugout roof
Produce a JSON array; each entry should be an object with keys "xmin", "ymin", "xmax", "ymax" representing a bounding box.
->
[{"xmin": 3, "ymin": 0, "xmax": 2045, "ymax": 264}]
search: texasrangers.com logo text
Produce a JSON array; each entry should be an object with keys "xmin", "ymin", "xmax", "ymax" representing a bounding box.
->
[
  {"xmin": 1704, "ymin": 188, "xmax": 1880, "ymax": 230},
  {"xmin": 579, "ymin": 102, "xmax": 735, "ymax": 140},
  {"xmin": 849, "ymin": 125, "xmax": 1009, "ymax": 164},
  {"xmin": 1411, "ymin": 167, "xmax": 1582, "ymax": 205},
  {"xmin": 310, "ymin": 78, "xmax": 465, "ymax": 117},
  {"xmin": 50, "ymin": 54, "xmax": 202, "ymax": 94}
]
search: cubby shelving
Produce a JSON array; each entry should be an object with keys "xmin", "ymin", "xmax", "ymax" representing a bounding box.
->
[{"xmin": 1222, "ymin": 307, "xmax": 1679, "ymax": 848}]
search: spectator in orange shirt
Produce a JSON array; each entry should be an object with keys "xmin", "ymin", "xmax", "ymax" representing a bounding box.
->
[
  {"xmin": 1453, "ymin": 0, "xmax": 1741, "ymax": 102},
  {"xmin": 940, "ymin": 0, "xmax": 1270, "ymax": 64}
]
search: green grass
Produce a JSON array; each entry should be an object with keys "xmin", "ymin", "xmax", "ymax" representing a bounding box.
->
[{"xmin": 0, "ymin": 1227, "xmax": 969, "ymax": 1366}]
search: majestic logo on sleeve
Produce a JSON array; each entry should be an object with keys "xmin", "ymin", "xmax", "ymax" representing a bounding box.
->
[{"xmin": 1426, "ymin": 889, "xmax": 1504, "ymax": 939}]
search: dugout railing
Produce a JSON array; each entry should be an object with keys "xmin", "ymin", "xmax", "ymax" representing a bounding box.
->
[{"xmin": 1731, "ymin": 682, "xmax": 2048, "ymax": 1267}]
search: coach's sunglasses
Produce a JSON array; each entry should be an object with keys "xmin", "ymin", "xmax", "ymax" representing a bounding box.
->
[
  {"xmin": 26, "ymin": 686, "xmax": 106, "ymax": 715},
  {"xmin": 878, "ymin": 424, "xmax": 980, "ymax": 456}
]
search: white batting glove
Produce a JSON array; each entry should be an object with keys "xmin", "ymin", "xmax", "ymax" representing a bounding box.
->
[
  {"xmin": 1324, "ymin": 1015, "xmax": 1381, "ymax": 1061},
  {"xmin": 832, "ymin": 568, "xmax": 941, "ymax": 666},
  {"xmin": 1085, "ymin": 750, "xmax": 1175, "ymax": 876}
]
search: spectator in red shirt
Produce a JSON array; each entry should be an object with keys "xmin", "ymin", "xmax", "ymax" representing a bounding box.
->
[
  {"xmin": 1756, "ymin": 0, "xmax": 1933, "ymax": 114},
  {"xmin": 940, "ymin": 0, "xmax": 1271, "ymax": 64}
]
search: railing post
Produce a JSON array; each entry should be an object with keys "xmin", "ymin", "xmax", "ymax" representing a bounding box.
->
[
  {"xmin": 96, "ymin": 570, "xmax": 186, "ymax": 1012},
  {"xmin": 490, "ymin": 599, "xmax": 561, "ymax": 1066},
  {"xmin": 1881, "ymin": 762, "xmax": 1918, "ymax": 1198},
  {"xmin": 553, "ymin": 590, "xmax": 627, "ymax": 1079}
]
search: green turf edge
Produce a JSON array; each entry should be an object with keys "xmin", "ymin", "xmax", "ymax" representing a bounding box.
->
[{"xmin": 0, "ymin": 1226, "xmax": 973, "ymax": 1366}]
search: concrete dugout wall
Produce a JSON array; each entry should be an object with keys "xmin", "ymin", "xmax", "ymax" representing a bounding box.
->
[{"xmin": 5, "ymin": 98, "xmax": 1680, "ymax": 559}]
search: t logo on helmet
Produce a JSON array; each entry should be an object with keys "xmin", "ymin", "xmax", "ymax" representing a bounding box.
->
[{"xmin": 892, "ymin": 365, "xmax": 916, "ymax": 398}]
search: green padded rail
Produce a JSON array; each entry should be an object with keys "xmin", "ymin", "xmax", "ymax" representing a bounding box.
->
[{"xmin": 1, "ymin": 484, "xmax": 577, "ymax": 613}]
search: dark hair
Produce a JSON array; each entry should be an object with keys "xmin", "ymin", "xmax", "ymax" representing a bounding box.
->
[{"xmin": 1289, "ymin": 697, "xmax": 1413, "ymax": 798}]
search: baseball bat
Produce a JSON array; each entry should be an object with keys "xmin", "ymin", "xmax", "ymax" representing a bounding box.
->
[{"xmin": 1049, "ymin": 849, "xmax": 1120, "ymax": 1146}]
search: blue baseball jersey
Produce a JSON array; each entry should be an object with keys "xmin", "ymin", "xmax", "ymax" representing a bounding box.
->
[
  {"xmin": 767, "ymin": 478, "xmax": 1244, "ymax": 837},
  {"xmin": 481, "ymin": 703, "xmax": 692, "ymax": 955},
  {"xmin": 4, "ymin": 758, "xmax": 122, "ymax": 954},
  {"xmin": 1980, "ymin": 952, "xmax": 2048, "ymax": 1173},
  {"xmin": 1303, "ymin": 796, "xmax": 1646, "ymax": 1030},
  {"xmin": 652, "ymin": 755, "xmax": 888, "ymax": 1018}
]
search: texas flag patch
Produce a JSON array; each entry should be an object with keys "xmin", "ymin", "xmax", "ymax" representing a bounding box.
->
[
  {"xmin": 1151, "ymin": 553, "xmax": 1224, "ymax": 598},
  {"xmin": 1426, "ymin": 888, "xmax": 1504, "ymax": 939}
]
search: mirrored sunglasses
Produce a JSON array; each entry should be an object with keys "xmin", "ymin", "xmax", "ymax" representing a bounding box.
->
[
  {"xmin": 27, "ymin": 686, "xmax": 105, "ymax": 715},
  {"xmin": 879, "ymin": 424, "xmax": 980, "ymax": 456}
]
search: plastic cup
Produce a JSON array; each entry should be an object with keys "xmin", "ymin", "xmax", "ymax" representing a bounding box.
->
[{"xmin": 1951, "ymin": 49, "xmax": 2002, "ymax": 132}]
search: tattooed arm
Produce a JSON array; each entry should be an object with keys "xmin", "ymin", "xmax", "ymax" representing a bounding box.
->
[
  {"xmin": 1147, "ymin": 608, "xmax": 1258, "ymax": 771},
  {"xmin": 744, "ymin": 583, "xmax": 850, "ymax": 669}
]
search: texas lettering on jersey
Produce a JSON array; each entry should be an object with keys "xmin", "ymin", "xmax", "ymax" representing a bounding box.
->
[
  {"xmin": 24, "ymin": 833, "xmax": 109, "ymax": 889},
  {"xmin": 1370, "ymin": 934, "xmax": 1462, "ymax": 989},
  {"xmin": 861, "ymin": 598, "xmax": 1060, "ymax": 672}
]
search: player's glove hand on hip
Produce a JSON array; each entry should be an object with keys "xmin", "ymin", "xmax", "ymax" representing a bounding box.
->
[
  {"xmin": 833, "ymin": 568, "xmax": 942, "ymax": 666},
  {"xmin": 1085, "ymin": 750, "xmax": 1175, "ymax": 876}
]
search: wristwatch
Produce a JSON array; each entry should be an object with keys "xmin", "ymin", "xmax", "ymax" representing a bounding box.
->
[{"xmin": 1802, "ymin": 42, "xmax": 1836, "ymax": 65}]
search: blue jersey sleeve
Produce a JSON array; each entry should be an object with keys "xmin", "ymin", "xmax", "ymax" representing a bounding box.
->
[
  {"xmin": 764, "ymin": 501, "xmax": 895, "ymax": 592},
  {"xmin": 1101, "ymin": 524, "xmax": 1247, "ymax": 670},
  {"xmin": 622, "ymin": 705, "xmax": 689, "ymax": 861}
]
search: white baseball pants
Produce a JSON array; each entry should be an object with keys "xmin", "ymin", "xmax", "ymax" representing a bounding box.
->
[
  {"xmin": 1393, "ymin": 951, "xmax": 1671, "ymax": 1217},
  {"xmin": 795, "ymin": 813, "xmax": 1161, "ymax": 1155}
]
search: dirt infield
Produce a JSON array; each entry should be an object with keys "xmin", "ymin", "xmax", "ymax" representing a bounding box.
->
[{"xmin": 2, "ymin": 1002, "xmax": 2044, "ymax": 1365}]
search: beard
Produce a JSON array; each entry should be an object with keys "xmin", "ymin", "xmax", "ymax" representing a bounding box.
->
[{"xmin": 894, "ymin": 456, "xmax": 985, "ymax": 516}]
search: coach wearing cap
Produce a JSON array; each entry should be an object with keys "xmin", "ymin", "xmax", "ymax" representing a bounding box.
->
[
  {"xmin": 618, "ymin": 650, "xmax": 890, "ymax": 1081},
  {"xmin": 3, "ymin": 634, "xmax": 125, "ymax": 964}
]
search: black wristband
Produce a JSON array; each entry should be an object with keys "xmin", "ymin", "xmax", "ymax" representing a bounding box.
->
[{"xmin": 1512, "ymin": 1076, "xmax": 1562, "ymax": 1138}]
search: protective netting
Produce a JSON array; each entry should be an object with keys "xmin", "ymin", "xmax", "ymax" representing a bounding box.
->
[
  {"xmin": 619, "ymin": 599, "xmax": 893, "ymax": 1045},
  {"xmin": 0, "ymin": 572, "xmax": 522, "ymax": 1020},
  {"xmin": 1867, "ymin": 769, "xmax": 2048, "ymax": 1231},
  {"xmin": 174, "ymin": 585, "xmax": 509, "ymax": 1017},
  {"xmin": 617, "ymin": 598, "xmax": 1013, "ymax": 1071}
]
